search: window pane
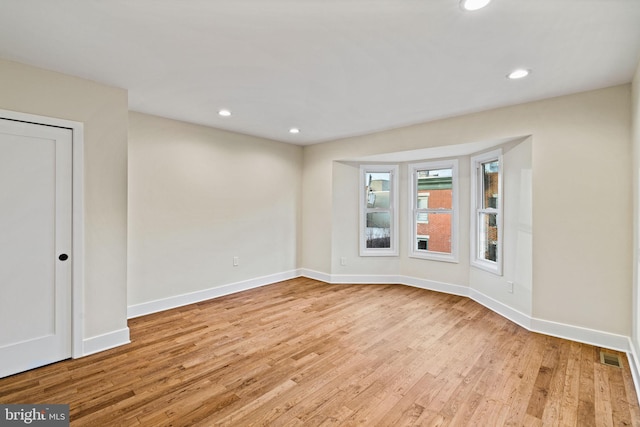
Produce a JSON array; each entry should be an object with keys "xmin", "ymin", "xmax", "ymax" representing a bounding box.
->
[
  {"xmin": 417, "ymin": 212, "xmax": 429, "ymax": 223},
  {"xmin": 415, "ymin": 212, "xmax": 451, "ymax": 253},
  {"xmin": 365, "ymin": 172, "xmax": 391, "ymax": 209},
  {"xmin": 417, "ymin": 194, "xmax": 429, "ymax": 223},
  {"xmin": 417, "ymin": 238, "xmax": 428, "ymax": 250},
  {"xmin": 366, "ymin": 212, "xmax": 390, "ymax": 248},
  {"xmin": 417, "ymin": 168, "xmax": 452, "ymax": 209},
  {"xmin": 482, "ymin": 161, "xmax": 499, "ymax": 209},
  {"xmin": 478, "ymin": 212, "xmax": 498, "ymax": 262}
]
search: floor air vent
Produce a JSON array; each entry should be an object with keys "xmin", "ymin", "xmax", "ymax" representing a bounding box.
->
[{"xmin": 600, "ymin": 351, "xmax": 622, "ymax": 368}]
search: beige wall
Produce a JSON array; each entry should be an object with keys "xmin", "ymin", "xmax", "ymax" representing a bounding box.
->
[
  {"xmin": 127, "ymin": 112, "xmax": 303, "ymax": 306},
  {"xmin": 632, "ymin": 61, "xmax": 640, "ymax": 357},
  {"xmin": 468, "ymin": 138, "xmax": 532, "ymax": 315},
  {"xmin": 1, "ymin": 56, "xmax": 633, "ymax": 354},
  {"xmin": 303, "ymin": 85, "xmax": 632, "ymax": 336},
  {"xmin": 330, "ymin": 137, "xmax": 532, "ymax": 315},
  {"xmin": 0, "ymin": 58, "xmax": 129, "ymax": 340}
]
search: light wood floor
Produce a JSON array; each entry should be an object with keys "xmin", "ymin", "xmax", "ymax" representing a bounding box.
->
[{"xmin": 1, "ymin": 278, "xmax": 639, "ymax": 426}]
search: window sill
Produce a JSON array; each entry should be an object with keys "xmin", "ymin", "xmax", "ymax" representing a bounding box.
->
[
  {"xmin": 360, "ymin": 250, "xmax": 399, "ymax": 257},
  {"xmin": 410, "ymin": 252, "xmax": 458, "ymax": 263},
  {"xmin": 471, "ymin": 259, "xmax": 503, "ymax": 276}
]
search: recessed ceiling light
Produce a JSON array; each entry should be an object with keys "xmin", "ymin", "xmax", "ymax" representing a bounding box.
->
[
  {"xmin": 507, "ymin": 69, "xmax": 531, "ymax": 80},
  {"xmin": 218, "ymin": 109, "xmax": 231, "ymax": 117},
  {"xmin": 460, "ymin": 0, "xmax": 491, "ymax": 11},
  {"xmin": 289, "ymin": 128, "xmax": 300, "ymax": 134}
]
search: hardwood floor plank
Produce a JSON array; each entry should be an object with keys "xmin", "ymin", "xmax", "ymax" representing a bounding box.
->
[
  {"xmin": 557, "ymin": 340, "xmax": 582, "ymax": 426},
  {"xmin": 0, "ymin": 278, "xmax": 638, "ymax": 426},
  {"xmin": 578, "ymin": 345, "xmax": 598, "ymax": 427},
  {"xmin": 465, "ymin": 397, "xmax": 510, "ymax": 426},
  {"xmin": 608, "ymin": 353, "xmax": 638, "ymax": 427},
  {"xmin": 526, "ymin": 337, "xmax": 560, "ymax": 419},
  {"xmin": 595, "ymin": 363, "xmax": 615, "ymax": 427}
]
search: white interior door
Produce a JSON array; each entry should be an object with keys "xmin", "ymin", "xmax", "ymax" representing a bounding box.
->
[{"xmin": 0, "ymin": 118, "xmax": 72, "ymax": 378}]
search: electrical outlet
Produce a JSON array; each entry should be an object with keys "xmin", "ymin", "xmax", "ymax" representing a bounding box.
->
[
  {"xmin": 506, "ymin": 281, "xmax": 514, "ymax": 293},
  {"xmin": 233, "ymin": 256, "xmax": 239, "ymax": 267}
]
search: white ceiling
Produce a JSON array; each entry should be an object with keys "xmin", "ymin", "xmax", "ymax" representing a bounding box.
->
[{"xmin": 1, "ymin": 0, "xmax": 639, "ymax": 145}]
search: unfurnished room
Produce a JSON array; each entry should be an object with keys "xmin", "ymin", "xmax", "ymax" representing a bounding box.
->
[{"xmin": 2, "ymin": 0, "xmax": 640, "ymax": 425}]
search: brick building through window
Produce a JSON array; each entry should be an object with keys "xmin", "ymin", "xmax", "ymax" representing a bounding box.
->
[{"xmin": 416, "ymin": 175, "xmax": 452, "ymax": 253}]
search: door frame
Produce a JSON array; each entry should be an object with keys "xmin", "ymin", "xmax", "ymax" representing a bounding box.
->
[{"xmin": 0, "ymin": 109, "xmax": 84, "ymax": 359}]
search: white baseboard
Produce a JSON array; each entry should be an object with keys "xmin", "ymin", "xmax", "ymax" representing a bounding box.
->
[
  {"xmin": 627, "ymin": 339, "xmax": 640, "ymax": 403},
  {"xmin": 127, "ymin": 269, "xmax": 301, "ymax": 319},
  {"xmin": 400, "ymin": 275, "xmax": 470, "ymax": 298},
  {"xmin": 530, "ymin": 317, "xmax": 630, "ymax": 352},
  {"xmin": 298, "ymin": 268, "xmax": 333, "ymax": 283},
  {"xmin": 82, "ymin": 327, "xmax": 130, "ymax": 357},
  {"xmin": 469, "ymin": 288, "xmax": 532, "ymax": 331},
  {"xmin": 299, "ymin": 269, "xmax": 631, "ymax": 354},
  {"xmin": 121, "ymin": 267, "xmax": 638, "ymax": 404},
  {"xmin": 330, "ymin": 274, "xmax": 401, "ymax": 284}
]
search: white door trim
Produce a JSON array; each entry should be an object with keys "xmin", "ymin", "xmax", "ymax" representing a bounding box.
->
[{"xmin": 0, "ymin": 109, "xmax": 84, "ymax": 359}]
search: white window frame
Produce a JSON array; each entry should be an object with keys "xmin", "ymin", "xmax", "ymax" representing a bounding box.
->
[
  {"xmin": 470, "ymin": 149, "xmax": 503, "ymax": 275},
  {"xmin": 359, "ymin": 164, "xmax": 399, "ymax": 257},
  {"xmin": 409, "ymin": 159, "xmax": 458, "ymax": 263}
]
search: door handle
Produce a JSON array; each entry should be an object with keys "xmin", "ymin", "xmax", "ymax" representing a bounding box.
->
[{"xmin": 58, "ymin": 254, "xmax": 69, "ymax": 261}]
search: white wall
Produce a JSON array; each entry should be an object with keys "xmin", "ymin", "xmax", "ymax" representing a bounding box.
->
[
  {"xmin": 303, "ymin": 85, "xmax": 632, "ymax": 337},
  {"xmin": 0, "ymin": 59, "xmax": 129, "ymax": 345},
  {"xmin": 127, "ymin": 112, "xmax": 303, "ymax": 307}
]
